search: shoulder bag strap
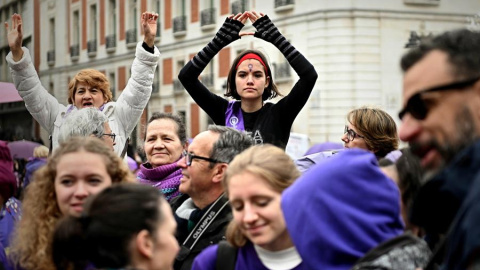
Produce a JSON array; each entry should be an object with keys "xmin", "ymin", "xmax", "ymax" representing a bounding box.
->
[
  {"xmin": 216, "ymin": 240, "xmax": 238, "ymax": 270},
  {"xmin": 175, "ymin": 193, "xmax": 229, "ymax": 262}
]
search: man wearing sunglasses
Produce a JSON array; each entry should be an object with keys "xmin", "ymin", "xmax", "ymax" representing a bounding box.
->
[
  {"xmin": 399, "ymin": 29, "xmax": 480, "ymax": 269},
  {"xmin": 169, "ymin": 125, "xmax": 253, "ymax": 270}
]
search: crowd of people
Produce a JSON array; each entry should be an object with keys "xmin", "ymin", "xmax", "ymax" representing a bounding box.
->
[{"xmin": 1, "ymin": 8, "xmax": 480, "ymax": 270}]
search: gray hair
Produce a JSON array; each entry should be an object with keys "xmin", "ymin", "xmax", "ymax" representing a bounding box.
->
[
  {"xmin": 145, "ymin": 112, "xmax": 187, "ymax": 144},
  {"xmin": 207, "ymin": 125, "xmax": 253, "ymax": 166},
  {"xmin": 58, "ymin": 108, "xmax": 108, "ymax": 143}
]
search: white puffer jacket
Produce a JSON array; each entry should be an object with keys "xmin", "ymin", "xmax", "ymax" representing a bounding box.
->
[{"xmin": 6, "ymin": 42, "xmax": 160, "ymax": 156}]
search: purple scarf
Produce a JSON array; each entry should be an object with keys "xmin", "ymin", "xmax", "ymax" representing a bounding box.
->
[
  {"xmin": 225, "ymin": 100, "xmax": 245, "ymax": 131},
  {"xmin": 137, "ymin": 161, "xmax": 182, "ymax": 202}
]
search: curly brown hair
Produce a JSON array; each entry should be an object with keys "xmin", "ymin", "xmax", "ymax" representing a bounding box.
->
[
  {"xmin": 67, "ymin": 69, "xmax": 113, "ymax": 105},
  {"xmin": 9, "ymin": 137, "xmax": 134, "ymax": 270},
  {"xmin": 223, "ymin": 144, "xmax": 300, "ymax": 248}
]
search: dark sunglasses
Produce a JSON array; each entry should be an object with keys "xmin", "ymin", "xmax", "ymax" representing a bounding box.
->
[
  {"xmin": 182, "ymin": 150, "xmax": 221, "ymax": 166},
  {"xmin": 398, "ymin": 77, "xmax": 480, "ymax": 120},
  {"xmin": 344, "ymin": 125, "xmax": 364, "ymax": 141}
]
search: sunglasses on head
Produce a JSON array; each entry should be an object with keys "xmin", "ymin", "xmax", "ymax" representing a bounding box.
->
[{"xmin": 398, "ymin": 76, "xmax": 480, "ymax": 121}]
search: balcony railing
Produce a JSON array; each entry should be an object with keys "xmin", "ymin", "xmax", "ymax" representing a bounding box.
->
[
  {"xmin": 126, "ymin": 28, "xmax": 137, "ymax": 46},
  {"xmin": 273, "ymin": 62, "xmax": 291, "ymax": 81},
  {"xmin": 152, "ymin": 82, "xmax": 159, "ymax": 94},
  {"xmin": 201, "ymin": 8, "xmax": 216, "ymax": 29},
  {"xmin": 173, "ymin": 79, "xmax": 184, "ymax": 92},
  {"xmin": 274, "ymin": 0, "xmax": 295, "ymax": 9},
  {"xmin": 231, "ymin": 0, "xmax": 248, "ymax": 15},
  {"xmin": 173, "ymin": 16, "xmax": 186, "ymax": 36},
  {"xmin": 106, "ymin": 34, "xmax": 116, "ymax": 52},
  {"xmin": 70, "ymin": 44, "xmax": 79, "ymax": 60},
  {"xmin": 201, "ymin": 73, "xmax": 214, "ymax": 87},
  {"xmin": 47, "ymin": 50, "xmax": 55, "ymax": 65},
  {"xmin": 87, "ymin": 39, "xmax": 97, "ymax": 56}
]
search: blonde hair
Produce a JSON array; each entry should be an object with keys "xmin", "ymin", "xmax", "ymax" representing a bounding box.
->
[
  {"xmin": 347, "ymin": 106, "xmax": 399, "ymax": 158},
  {"xmin": 10, "ymin": 137, "xmax": 134, "ymax": 270},
  {"xmin": 67, "ymin": 69, "xmax": 113, "ymax": 105},
  {"xmin": 223, "ymin": 144, "xmax": 300, "ymax": 247},
  {"xmin": 33, "ymin": 145, "xmax": 49, "ymax": 158}
]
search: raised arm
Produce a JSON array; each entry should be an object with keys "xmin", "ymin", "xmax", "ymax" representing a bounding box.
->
[
  {"xmin": 191, "ymin": 13, "xmax": 247, "ymax": 71},
  {"xmin": 5, "ymin": 14, "xmax": 64, "ymax": 134},
  {"xmin": 249, "ymin": 11, "xmax": 318, "ymax": 121},
  {"xmin": 114, "ymin": 11, "xmax": 160, "ymax": 136},
  {"xmin": 4, "ymin": 13, "xmax": 24, "ymax": 61},
  {"xmin": 142, "ymin": 11, "xmax": 158, "ymax": 48},
  {"xmin": 178, "ymin": 13, "xmax": 247, "ymax": 124}
]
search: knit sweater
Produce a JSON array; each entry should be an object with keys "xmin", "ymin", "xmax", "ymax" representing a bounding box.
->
[{"xmin": 137, "ymin": 161, "xmax": 182, "ymax": 202}]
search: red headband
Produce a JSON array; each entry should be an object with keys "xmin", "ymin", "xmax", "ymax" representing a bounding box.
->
[{"xmin": 235, "ymin": 53, "xmax": 268, "ymax": 74}]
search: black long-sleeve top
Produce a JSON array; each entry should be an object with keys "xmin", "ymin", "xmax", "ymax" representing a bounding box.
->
[{"xmin": 178, "ymin": 42, "xmax": 317, "ymax": 149}]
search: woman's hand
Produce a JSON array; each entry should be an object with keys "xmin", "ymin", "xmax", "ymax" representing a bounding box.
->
[
  {"xmin": 213, "ymin": 13, "xmax": 247, "ymax": 47},
  {"xmin": 239, "ymin": 11, "xmax": 264, "ymax": 37},
  {"xmin": 4, "ymin": 13, "xmax": 24, "ymax": 61},
  {"xmin": 246, "ymin": 11, "xmax": 298, "ymax": 60},
  {"xmin": 230, "ymin": 12, "xmax": 249, "ymax": 24},
  {"xmin": 246, "ymin": 11, "xmax": 265, "ymax": 24},
  {"xmin": 248, "ymin": 11, "xmax": 283, "ymax": 44},
  {"xmin": 141, "ymin": 11, "xmax": 158, "ymax": 47}
]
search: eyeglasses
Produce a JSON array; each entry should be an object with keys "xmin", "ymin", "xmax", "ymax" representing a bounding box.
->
[
  {"xmin": 102, "ymin": 133, "xmax": 116, "ymax": 142},
  {"xmin": 182, "ymin": 150, "xmax": 221, "ymax": 166},
  {"xmin": 344, "ymin": 125, "xmax": 364, "ymax": 141},
  {"xmin": 398, "ymin": 77, "xmax": 480, "ymax": 120}
]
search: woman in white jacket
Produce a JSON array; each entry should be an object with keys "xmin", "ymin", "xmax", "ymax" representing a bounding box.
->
[{"xmin": 5, "ymin": 12, "xmax": 161, "ymax": 156}]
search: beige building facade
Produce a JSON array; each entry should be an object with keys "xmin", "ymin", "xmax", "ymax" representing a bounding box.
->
[{"xmin": 1, "ymin": 0, "xmax": 479, "ymax": 150}]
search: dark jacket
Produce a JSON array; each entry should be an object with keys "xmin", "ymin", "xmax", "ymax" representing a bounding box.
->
[
  {"xmin": 411, "ymin": 140, "xmax": 480, "ymax": 269},
  {"xmin": 351, "ymin": 233, "xmax": 431, "ymax": 270},
  {"xmin": 170, "ymin": 194, "xmax": 232, "ymax": 270}
]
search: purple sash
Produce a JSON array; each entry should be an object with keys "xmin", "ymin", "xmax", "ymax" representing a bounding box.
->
[
  {"xmin": 63, "ymin": 103, "xmax": 106, "ymax": 119},
  {"xmin": 225, "ymin": 100, "xmax": 245, "ymax": 131}
]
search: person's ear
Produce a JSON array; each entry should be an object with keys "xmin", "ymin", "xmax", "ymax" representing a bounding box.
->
[
  {"xmin": 212, "ymin": 163, "xmax": 228, "ymax": 184},
  {"xmin": 265, "ymin": 76, "xmax": 270, "ymax": 88},
  {"xmin": 135, "ymin": 229, "xmax": 154, "ymax": 259}
]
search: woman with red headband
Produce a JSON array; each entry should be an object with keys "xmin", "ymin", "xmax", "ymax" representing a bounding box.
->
[{"xmin": 178, "ymin": 11, "xmax": 317, "ymax": 149}]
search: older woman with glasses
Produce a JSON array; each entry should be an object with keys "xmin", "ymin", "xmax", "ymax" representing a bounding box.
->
[{"xmin": 341, "ymin": 106, "xmax": 399, "ymax": 159}]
